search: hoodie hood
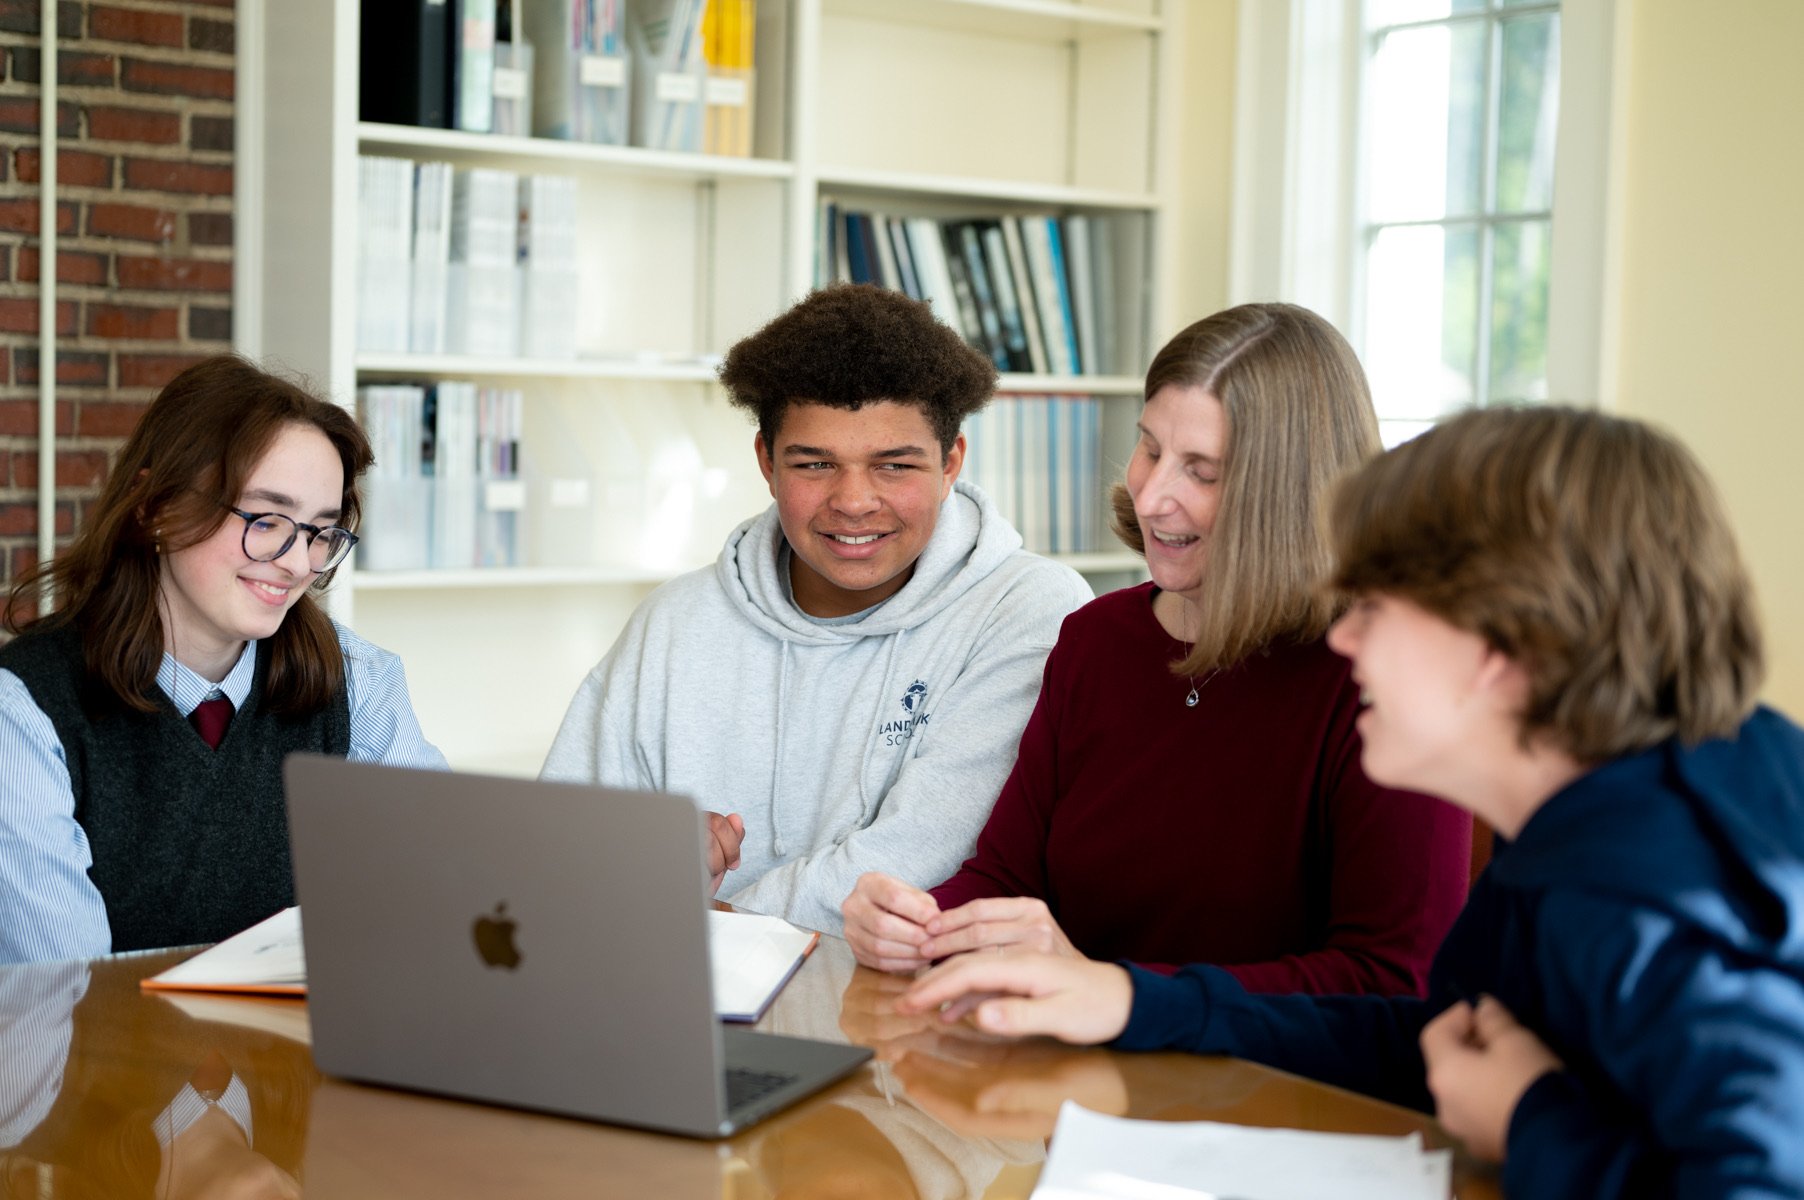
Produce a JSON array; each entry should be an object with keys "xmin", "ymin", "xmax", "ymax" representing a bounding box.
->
[
  {"xmin": 715, "ymin": 480, "xmax": 1023, "ymax": 645},
  {"xmin": 1494, "ymin": 706, "xmax": 1804, "ymax": 972}
]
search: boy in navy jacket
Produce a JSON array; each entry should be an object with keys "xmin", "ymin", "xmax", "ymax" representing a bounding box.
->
[{"xmin": 900, "ymin": 406, "xmax": 1804, "ymax": 1200}]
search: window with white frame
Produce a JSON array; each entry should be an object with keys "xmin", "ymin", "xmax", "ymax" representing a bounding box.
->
[
  {"xmin": 1228, "ymin": 0, "xmax": 1610, "ymax": 451},
  {"xmin": 1357, "ymin": 1, "xmax": 1562, "ymax": 445}
]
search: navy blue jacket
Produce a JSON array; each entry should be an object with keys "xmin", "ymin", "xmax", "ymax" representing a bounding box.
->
[{"xmin": 1116, "ymin": 707, "xmax": 1804, "ymax": 1199}]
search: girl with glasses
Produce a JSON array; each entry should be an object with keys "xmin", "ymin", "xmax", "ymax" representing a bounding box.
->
[{"xmin": 0, "ymin": 355, "xmax": 444, "ymax": 964}]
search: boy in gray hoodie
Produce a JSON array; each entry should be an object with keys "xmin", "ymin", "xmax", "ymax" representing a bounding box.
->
[{"xmin": 542, "ymin": 285, "xmax": 1094, "ymax": 934}]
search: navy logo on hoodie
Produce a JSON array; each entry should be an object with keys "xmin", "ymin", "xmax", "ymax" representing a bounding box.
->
[{"xmin": 881, "ymin": 681, "xmax": 932, "ymax": 746}]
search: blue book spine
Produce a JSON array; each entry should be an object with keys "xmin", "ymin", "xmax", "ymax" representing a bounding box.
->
[{"xmin": 1044, "ymin": 219, "xmax": 1082, "ymax": 375}]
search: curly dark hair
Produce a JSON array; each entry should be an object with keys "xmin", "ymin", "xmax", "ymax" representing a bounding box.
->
[{"xmin": 717, "ymin": 283, "xmax": 997, "ymax": 458}]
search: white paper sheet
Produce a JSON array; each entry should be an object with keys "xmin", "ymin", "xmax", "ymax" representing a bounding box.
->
[
  {"xmin": 708, "ymin": 909, "xmax": 816, "ymax": 1022},
  {"xmin": 146, "ymin": 906, "xmax": 306, "ymax": 990},
  {"xmin": 1032, "ymin": 1102, "xmax": 1451, "ymax": 1200}
]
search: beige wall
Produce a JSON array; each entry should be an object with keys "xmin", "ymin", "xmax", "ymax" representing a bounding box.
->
[
  {"xmin": 1168, "ymin": 1, "xmax": 1238, "ymax": 339},
  {"xmin": 1609, "ymin": 2, "xmax": 1804, "ymax": 713}
]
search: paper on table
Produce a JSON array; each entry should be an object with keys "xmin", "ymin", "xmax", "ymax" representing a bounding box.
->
[
  {"xmin": 140, "ymin": 905, "xmax": 817, "ymax": 1023},
  {"xmin": 1032, "ymin": 1102, "xmax": 1452, "ymax": 1200},
  {"xmin": 709, "ymin": 909, "xmax": 818, "ymax": 1022},
  {"xmin": 141, "ymin": 907, "xmax": 306, "ymax": 996}
]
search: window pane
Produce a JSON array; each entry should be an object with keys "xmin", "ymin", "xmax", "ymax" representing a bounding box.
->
[
  {"xmin": 1489, "ymin": 220, "xmax": 1551, "ymax": 401},
  {"xmin": 1378, "ymin": 418, "xmax": 1437, "ymax": 450},
  {"xmin": 1367, "ymin": 22, "xmax": 1488, "ymax": 221},
  {"xmin": 1495, "ymin": 13, "xmax": 1560, "ymax": 212},
  {"xmin": 1364, "ymin": 224, "xmax": 1480, "ymax": 419},
  {"xmin": 1365, "ymin": 0, "xmax": 1485, "ymax": 30}
]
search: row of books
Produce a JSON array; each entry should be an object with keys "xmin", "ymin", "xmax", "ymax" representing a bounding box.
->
[
  {"xmin": 357, "ymin": 156, "xmax": 580, "ymax": 359},
  {"xmin": 817, "ymin": 205, "xmax": 1147, "ymax": 379},
  {"xmin": 962, "ymin": 396, "xmax": 1106, "ymax": 556},
  {"xmin": 363, "ymin": 0, "xmax": 757, "ymax": 157},
  {"xmin": 357, "ymin": 383, "xmax": 525, "ymax": 571}
]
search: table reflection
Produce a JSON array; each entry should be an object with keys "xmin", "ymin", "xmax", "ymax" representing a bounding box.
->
[
  {"xmin": 1, "ymin": 955, "xmax": 311, "ymax": 1200},
  {"xmin": 0, "ymin": 936, "xmax": 1496, "ymax": 1199}
]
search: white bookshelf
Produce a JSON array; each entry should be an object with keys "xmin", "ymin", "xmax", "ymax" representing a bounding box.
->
[{"xmin": 254, "ymin": 0, "xmax": 1172, "ymax": 770}]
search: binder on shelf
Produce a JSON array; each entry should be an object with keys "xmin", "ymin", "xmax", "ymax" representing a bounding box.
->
[
  {"xmin": 1020, "ymin": 217, "xmax": 1079, "ymax": 376},
  {"xmin": 626, "ymin": 0, "xmax": 709, "ymax": 153},
  {"xmin": 452, "ymin": 0, "xmax": 498, "ymax": 133},
  {"xmin": 1043, "ymin": 218, "xmax": 1084, "ymax": 375},
  {"xmin": 702, "ymin": 0, "xmax": 756, "ymax": 157},
  {"xmin": 409, "ymin": 161, "xmax": 453, "ymax": 356},
  {"xmin": 490, "ymin": 39, "xmax": 534, "ymax": 136},
  {"xmin": 446, "ymin": 166, "xmax": 520, "ymax": 358},
  {"xmin": 938, "ymin": 237, "xmax": 988, "ymax": 360},
  {"xmin": 359, "ymin": 1, "xmax": 452, "ymax": 129},
  {"xmin": 428, "ymin": 381, "xmax": 480, "ymax": 569},
  {"xmin": 476, "ymin": 386, "xmax": 525, "ymax": 567},
  {"xmin": 356, "ymin": 156, "xmax": 414, "ymax": 354},
  {"xmin": 904, "ymin": 216, "xmax": 961, "ymax": 335},
  {"xmin": 517, "ymin": 174, "xmax": 581, "ymax": 360},
  {"xmin": 953, "ymin": 222, "xmax": 1012, "ymax": 372},
  {"xmin": 1062, "ymin": 215, "xmax": 1100, "ymax": 378},
  {"xmin": 978, "ymin": 221, "xmax": 1033, "ymax": 374},
  {"xmin": 526, "ymin": 0, "xmax": 630, "ymax": 145},
  {"xmin": 999, "ymin": 216, "xmax": 1051, "ymax": 375},
  {"xmin": 357, "ymin": 384, "xmax": 431, "ymax": 572}
]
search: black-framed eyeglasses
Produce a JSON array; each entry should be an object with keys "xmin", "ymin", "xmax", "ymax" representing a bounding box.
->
[{"xmin": 223, "ymin": 506, "xmax": 359, "ymax": 574}]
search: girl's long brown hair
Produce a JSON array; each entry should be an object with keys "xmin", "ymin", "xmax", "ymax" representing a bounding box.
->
[{"xmin": 5, "ymin": 355, "xmax": 373, "ymax": 716}]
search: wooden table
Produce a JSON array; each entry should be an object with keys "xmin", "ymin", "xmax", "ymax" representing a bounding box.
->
[{"xmin": 0, "ymin": 935, "xmax": 1500, "ymax": 1198}]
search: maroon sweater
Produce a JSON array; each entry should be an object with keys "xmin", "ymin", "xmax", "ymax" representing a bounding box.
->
[{"xmin": 931, "ymin": 583, "xmax": 1470, "ymax": 995}]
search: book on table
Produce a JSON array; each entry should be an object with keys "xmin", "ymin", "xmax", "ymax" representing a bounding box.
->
[{"xmin": 140, "ymin": 906, "xmax": 817, "ymax": 1023}]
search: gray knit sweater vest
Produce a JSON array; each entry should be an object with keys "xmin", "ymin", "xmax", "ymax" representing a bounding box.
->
[{"xmin": 0, "ymin": 624, "xmax": 350, "ymax": 952}]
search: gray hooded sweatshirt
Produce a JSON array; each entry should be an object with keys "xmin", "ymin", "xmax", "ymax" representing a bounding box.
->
[{"xmin": 541, "ymin": 480, "xmax": 1093, "ymax": 934}]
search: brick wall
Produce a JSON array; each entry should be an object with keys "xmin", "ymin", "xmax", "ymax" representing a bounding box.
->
[{"xmin": 0, "ymin": 0, "xmax": 234, "ymax": 609}]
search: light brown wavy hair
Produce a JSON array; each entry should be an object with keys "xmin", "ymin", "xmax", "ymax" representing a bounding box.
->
[
  {"xmin": 1111, "ymin": 303, "xmax": 1380, "ymax": 675},
  {"xmin": 1328, "ymin": 406, "xmax": 1763, "ymax": 760},
  {"xmin": 5, "ymin": 355, "xmax": 372, "ymax": 716}
]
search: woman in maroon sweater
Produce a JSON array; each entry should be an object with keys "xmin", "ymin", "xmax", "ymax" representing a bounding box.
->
[{"xmin": 841, "ymin": 304, "xmax": 1471, "ymax": 995}]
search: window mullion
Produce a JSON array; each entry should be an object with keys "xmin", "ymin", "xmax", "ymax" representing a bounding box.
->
[{"xmin": 1474, "ymin": 11, "xmax": 1504, "ymax": 408}]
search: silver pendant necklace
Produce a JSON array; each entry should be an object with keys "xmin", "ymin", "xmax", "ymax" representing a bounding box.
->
[{"xmin": 1184, "ymin": 671, "xmax": 1214, "ymax": 708}]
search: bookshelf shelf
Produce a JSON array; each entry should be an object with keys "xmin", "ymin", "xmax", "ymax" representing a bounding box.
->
[
  {"xmin": 346, "ymin": 564, "xmax": 704, "ymax": 591},
  {"xmin": 998, "ymin": 373, "xmax": 1144, "ymax": 395},
  {"xmin": 355, "ymin": 354, "xmax": 722, "ymax": 383},
  {"xmin": 258, "ymin": 0, "xmax": 1174, "ymax": 769},
  {"xmin": 816, "ymin": 167, "xmax": 1158, "ymax": 212},
  {"xmin": 356, "ymin": 123, "xmax": 796, "ymax": 183},
  {"xmin": 1048, "ymin": 551, "xmax": 1143, "ymax": 574},
  {"xmin": 825, "ymin": 0, "xmax": 1161, "ymax": 41}
]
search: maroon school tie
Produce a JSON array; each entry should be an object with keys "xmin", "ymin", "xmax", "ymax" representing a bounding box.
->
[{"xmin": 189, "ymin": 696, "xmax": 233, "ymax": 750}]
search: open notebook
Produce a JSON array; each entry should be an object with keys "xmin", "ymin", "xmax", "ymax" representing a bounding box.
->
[{"xmin": 143, "ymin": 906, "xmax": 818, "ymax": 1023}]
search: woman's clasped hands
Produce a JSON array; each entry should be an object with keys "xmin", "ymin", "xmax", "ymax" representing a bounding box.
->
[{"xmin": 843, "ymin": 872, "xmax": 1080, "ymax": 973}]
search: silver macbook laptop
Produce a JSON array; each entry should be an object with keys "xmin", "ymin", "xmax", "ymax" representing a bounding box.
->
[{"xmin": 282, "ymin": 755, "xmax": 871, "ymax": 1138}]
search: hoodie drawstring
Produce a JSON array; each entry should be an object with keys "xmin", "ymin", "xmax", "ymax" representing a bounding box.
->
[
  {"xmin": 771, "ymin": 642, "xmax": 790, "ymax": 857},
  {"xmin": 856, "ymin": 629, "xmax": 906, "ymax": 825}
]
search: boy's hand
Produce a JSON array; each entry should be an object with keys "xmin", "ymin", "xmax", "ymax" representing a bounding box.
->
[
  {"xmin": 920, "ymin": 896, "xmax": 1080, "ymax": 961},
  {"xmin": 705, "ymin": 812, "xmax": 746, "ymax": 895},
  {"xmin": 896, "ymin": 950, "xmax": 1133, "ymax": 1045},
  {"xmin": 842, "ymin": 873, "xmax": 940, "ymax": 972},
  {"xmin": 1421, "ymin": 995, "xmax": 1563, "ymax": 1162}
]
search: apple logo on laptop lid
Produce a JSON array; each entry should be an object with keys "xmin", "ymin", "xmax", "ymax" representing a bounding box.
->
[{"xmin": 473, "ymin": 902, "xmax": 522, "ymax": 969}]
